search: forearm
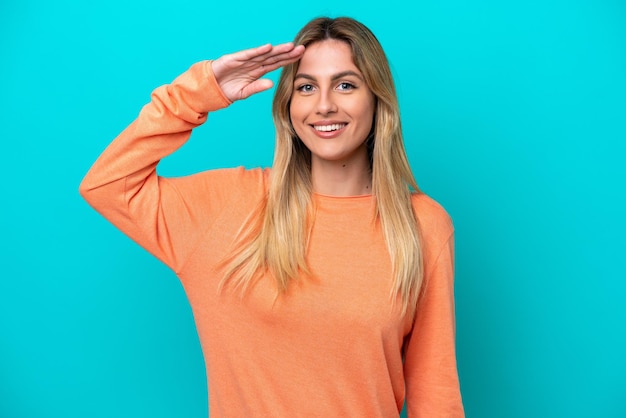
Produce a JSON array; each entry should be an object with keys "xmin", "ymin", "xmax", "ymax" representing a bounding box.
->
[{"xmin": 80, "ymin": 61, "xmax": 230, "ymax": 199}]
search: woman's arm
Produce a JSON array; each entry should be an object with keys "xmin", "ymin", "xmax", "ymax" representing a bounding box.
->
[
  {"xmin": 403, "ymin": 231, "xmax": 465, "ymax": 417},
  {"xmin": 79, "ymin": 61, "xmax": 230, "ymax": 271},
  {"xmin": 79, "ymin": 44, "xmax": 304, "ymax": 272}
]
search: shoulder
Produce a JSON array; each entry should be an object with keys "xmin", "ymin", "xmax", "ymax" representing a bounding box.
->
[
  {"xmin": 411, "ymin": 193, "xmax": 453, "ymax": 232},
  {"xmin": 411, "ymin": 193, "xmax": 454, "ymax": 255}
]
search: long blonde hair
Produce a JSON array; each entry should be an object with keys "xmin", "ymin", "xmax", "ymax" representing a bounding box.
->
[{"xmin": 222, "ymin": 17, "xmax": 423, "ymax": 314}]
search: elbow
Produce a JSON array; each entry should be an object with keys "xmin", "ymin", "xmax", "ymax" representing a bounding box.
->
[
  {"xmin": 78, "ymin": 175, "xmax": 90, "ymax": 199},
  {"xmin": 78, "ymin": 174, "xmax": 94, "ymax": 203},
  {"xmin": 78, "ymin": 172, "xmax": 105, "ymax": 208},
  {"xmin": 78, "ymin": 177, "xmax": 89, "ymax": 200},
  {"xmin": 78, "ymin": 170, "xmax": 127, "ymax": 213}
]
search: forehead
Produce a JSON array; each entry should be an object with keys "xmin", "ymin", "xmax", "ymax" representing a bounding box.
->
[{"xmin": 296, "ymin": 39, "xmax": 360, "ymax": 77}]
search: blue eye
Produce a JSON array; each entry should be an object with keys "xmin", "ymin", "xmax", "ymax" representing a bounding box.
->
[
  {"xmin": 337, "ymin": 82, "xmax": 355, "ymax": 91},
  {"xmin": 296, "ymin": 84, "xmax": 315, "ymax": 93}
]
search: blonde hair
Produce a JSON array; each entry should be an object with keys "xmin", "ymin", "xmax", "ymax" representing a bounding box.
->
[{"xmin": 222, "ymin": 17, "xmax": 423, "ymax": 314}]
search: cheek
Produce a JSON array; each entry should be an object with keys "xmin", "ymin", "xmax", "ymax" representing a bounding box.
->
[
  {"xmin": 288, "ymin": 100, "xmax": 295, "ymax": 121},
  {"xmin": 356, "ymin": 102, "xmax": 375, "ymax": 132},
  {"xmin": 289, "ymin": 100, "xmax": 306, "ymax": 137},
  {"xmin": 289, "ymin": 97, "xmax": 305, "ymax": 119}
]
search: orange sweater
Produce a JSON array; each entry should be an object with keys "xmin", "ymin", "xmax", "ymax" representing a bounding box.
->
[{"xmin": 80, "ymin": 61, "xmax": 464, "ymax": 417}]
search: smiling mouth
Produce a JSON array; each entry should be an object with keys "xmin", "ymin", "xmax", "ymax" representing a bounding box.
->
[{"xmin": 313, "ymin": 123, "xmax": 346, "ymax": 132}]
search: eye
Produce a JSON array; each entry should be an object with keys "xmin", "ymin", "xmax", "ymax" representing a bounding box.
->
[
  {"xmin": 296, "ymin": 84, "xmax": 315, "ymax": 93},
  {"xmin": 337, "ymin": 82, "xmax": 355, "ymax": 91}
]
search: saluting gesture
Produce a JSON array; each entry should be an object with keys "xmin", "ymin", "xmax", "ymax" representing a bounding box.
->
[{"xmin": 212, "ymin": 42, "xmax": 305, "ymax": 101}]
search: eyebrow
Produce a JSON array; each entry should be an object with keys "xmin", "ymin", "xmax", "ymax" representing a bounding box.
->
[{"xmin": 294, "ymin": 70, "xmax": 364, "ymax": 83}]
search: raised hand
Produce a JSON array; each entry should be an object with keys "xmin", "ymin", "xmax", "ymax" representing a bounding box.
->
[{"xmin": 211, "ymin": 43, "xmax": 305, "ymax": 102}]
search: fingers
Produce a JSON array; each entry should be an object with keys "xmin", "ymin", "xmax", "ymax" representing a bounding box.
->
[
  {"xmin": 236, "ymin": 42, "xmax": 305, "ymax": 70},
  {"xmin": 212, "ymin": 42, "xmax": 306, "ymax": 102},
  {"xmin": 246, "ymin": 44, "xmax": 304, "ymax": 80},
  {"xmin": 239, "ymin": 42, "xmax": 302, "ymax": 62},
  {"xmin": 259, "ymin": 44, "xmax": 305, "ymax": 71},
  {"xmin": 235, "ymin": 43, "xmax": 274, "ymax": 61},
  {"xmin": 235, "ymin": 45, "xmax": 303, "ymax": 100},
  {"xmin": 212, "ymin": 43, "xmax": 304, "ymax": 85}
]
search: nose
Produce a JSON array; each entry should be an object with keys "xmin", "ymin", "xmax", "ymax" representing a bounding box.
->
[{"xmin": 316, "ymin": 90, "xmax": 338, "ymax": 115}]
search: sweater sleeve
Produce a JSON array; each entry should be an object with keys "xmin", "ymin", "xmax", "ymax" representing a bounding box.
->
[
  {"xmin": 403, "ymin": 231, "xmax": 465, "ymax": 417},
  {"xmin": 79, "ymin": 61, "xmax": 232, "ymax": 273}
]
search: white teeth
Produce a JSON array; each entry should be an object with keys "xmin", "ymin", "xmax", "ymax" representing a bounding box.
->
[{"xmin": 314, "ymin": 124, "xmax": 346, "ymax": 132}]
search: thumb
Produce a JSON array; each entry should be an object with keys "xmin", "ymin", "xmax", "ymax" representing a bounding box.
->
[{"xmin": 239, "ymin": 78, "xmax": 274, "ymax": 100}]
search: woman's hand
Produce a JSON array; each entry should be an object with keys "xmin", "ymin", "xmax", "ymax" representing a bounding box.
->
[{"xmin": 211, "ymin": 43, "xmax": 305, "ymax": 102}]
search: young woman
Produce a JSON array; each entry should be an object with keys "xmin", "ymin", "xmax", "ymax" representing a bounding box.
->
[{"xmin": 80, "ymin": 16, "xmax": 464, "ymax": 417}]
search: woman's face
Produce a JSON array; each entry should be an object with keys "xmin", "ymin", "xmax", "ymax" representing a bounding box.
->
[{"xmin": 290, "ymin": 39, "xmax": 375, "ymax": 169}]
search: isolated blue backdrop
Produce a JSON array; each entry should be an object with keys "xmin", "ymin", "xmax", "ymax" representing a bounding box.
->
[{"xmin": 1, "ymin": 0, "xmax": 624, "ymax": 417}]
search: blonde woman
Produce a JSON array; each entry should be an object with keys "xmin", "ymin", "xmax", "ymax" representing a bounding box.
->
[{"xmin": 80, "ymin": 16, "xmax": 464, "ymax": 417}]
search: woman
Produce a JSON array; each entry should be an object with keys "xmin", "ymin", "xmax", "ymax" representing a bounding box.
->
[{"xmin": 80, "ymin": 16, "xmax": 464, "ymax": 417}]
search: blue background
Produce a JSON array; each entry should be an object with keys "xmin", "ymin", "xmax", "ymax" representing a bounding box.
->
[{"xmin": 1, "ymin": 0, "xmax": 625, "ymax": 417}]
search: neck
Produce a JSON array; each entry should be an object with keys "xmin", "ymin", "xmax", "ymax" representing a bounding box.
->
[{"xmin": 311, "ymin": 158, "xmax": 372, "ymax": 196}]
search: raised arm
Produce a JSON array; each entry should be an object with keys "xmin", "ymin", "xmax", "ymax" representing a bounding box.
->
[{"xmin": 79, "ymin": 43, "xmax": 304, "ymax": 272}]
